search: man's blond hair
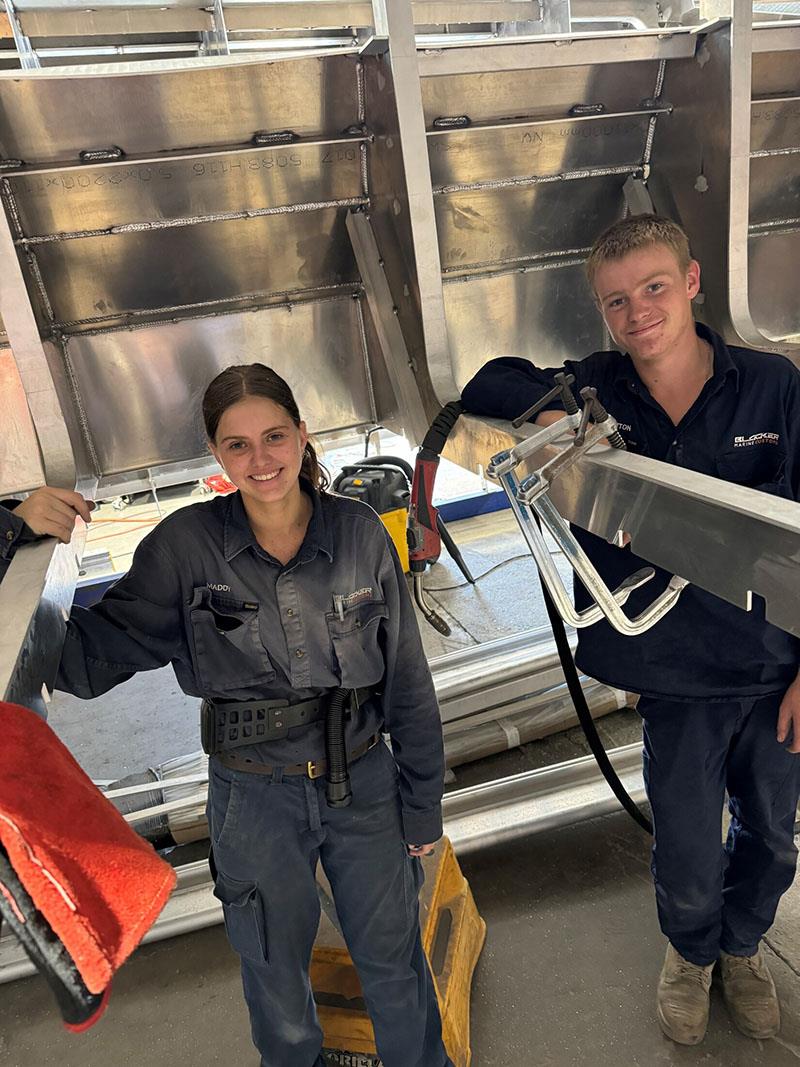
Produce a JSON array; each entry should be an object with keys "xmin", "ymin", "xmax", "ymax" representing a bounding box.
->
[{"xmin": 586, "ymin": 214, "xmax": 693, "ymax": 294}]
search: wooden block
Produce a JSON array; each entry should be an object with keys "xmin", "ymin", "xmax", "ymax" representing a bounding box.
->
[
  {"xmin": 0, "ymin": 13, "xmax": 13, "ymax": 38},
  {"xmin": 311, "ymin": 836, "xmax": 486, "ymax": 1067}
]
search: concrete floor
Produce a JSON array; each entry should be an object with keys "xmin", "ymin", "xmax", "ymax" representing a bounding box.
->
[
  {"xmin": 2, "ymin": 807, "xmax": 798, "ymax": 1066},
  {"xmin": 2, "ymin": 509, "xmax": 799, "ymax": 1065}
]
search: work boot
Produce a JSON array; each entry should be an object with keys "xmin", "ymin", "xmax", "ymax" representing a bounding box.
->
[
  {"xmin": 656, "ymin": 943, "xmax": 714, "ymax": 1045},
  {"xmin": 720, "ymin": 945, "xmax": 781, "ymax": 1039}
]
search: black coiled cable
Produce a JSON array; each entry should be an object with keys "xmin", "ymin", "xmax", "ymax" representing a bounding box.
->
[{"xmin": 325, "ymin": 688, "xmax": 352, "ymax": 808}]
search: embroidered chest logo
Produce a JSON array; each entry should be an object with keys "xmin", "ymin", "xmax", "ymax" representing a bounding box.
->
[
  {"xmin": 733, "ymin": 432, "xmax": 780, "ymax": 448},
  {"xmin": 616, "ymin": 423, "xmax": 632, "ymax": 432},
  {"xmin": 343, "ymin": 587, "xmax": 373, "ymax": 607},
  {"xmin": 332, "ymin": 587, "xmax": 374, "ymax": 621},
  {"xmin": 207, "ymin": 582, "xmax": 231, "ymax": 592}
]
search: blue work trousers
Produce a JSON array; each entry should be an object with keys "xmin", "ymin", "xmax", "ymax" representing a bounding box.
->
[
  {"xmin": 206, "ymin": 740, "xmax": 451, "ymax": 1067},
  {"xmin": 639, "ymin": 693, "xmax": 800, "ymax": 967}
]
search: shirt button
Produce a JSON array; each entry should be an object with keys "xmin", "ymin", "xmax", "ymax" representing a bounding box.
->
[
  {"xmin": 286, "ymin": 608, "xmax": 295, "ymax": 617},
  {"xmin": 5, "ymin": 530, "xmax": 13, "ymax": 541},
  {"xmin": 295, "ymin": 648, "xmax": 305, "ymax": 658}
]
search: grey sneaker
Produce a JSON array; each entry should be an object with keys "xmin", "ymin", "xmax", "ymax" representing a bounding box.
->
[
  {"xmin": 720, "ymin": 945, "xmax": 780, "ymax": 1039},
  {"xmin": 656, "ymin": 943, "xmax": 714, "ymax": 1045}
]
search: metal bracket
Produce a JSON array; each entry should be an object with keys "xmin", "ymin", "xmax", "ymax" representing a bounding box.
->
[
  {"xmin": 3, "ymin": 0, "xmax": 39, "ymax": 70},
  {"xmin": 346, "ymin": 210, "xmax": 430, "ymax": 444},
  {"xmin": 202, "ymin": 0, "xmax": 230, "ymax": 56},
  {"xmin": 622, "ymin": 174, "xmax": 655, "ymax": 216},
  {"xmin": 489, "ymin": 410, "xmax": 689, "ymax": 636}
]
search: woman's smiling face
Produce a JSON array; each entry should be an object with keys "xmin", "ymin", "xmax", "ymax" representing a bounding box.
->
[{"xmin": 210, "ymin": 395, "xmax": 308, "ymax": 508}]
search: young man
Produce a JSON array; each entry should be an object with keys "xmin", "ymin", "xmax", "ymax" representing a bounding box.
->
[{"xmin": 462, "ymin": 214, "xmax": 800, "ymax": 1046}]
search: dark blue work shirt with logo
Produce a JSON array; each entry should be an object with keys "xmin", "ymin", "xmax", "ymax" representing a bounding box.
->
[{"xmin": 461, "ymin": 324, "xmax": 800, "ymax": 701}]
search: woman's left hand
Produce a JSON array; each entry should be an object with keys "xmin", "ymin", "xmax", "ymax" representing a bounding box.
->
[{"xmin": 407, "ymin": 842, "xmax": 437, "ymax": 857}]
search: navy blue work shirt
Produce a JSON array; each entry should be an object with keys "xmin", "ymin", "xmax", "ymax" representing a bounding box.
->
[
  {"xmin": 461, "ymin": 324, "xmax": 800, "ymax": 701},
  {"xmin": 4, "ymin": 486, "xmax": 444, "ymax": 844},
  {"xmin": 0, "ymin": 500, "xmax": 43, "ymax": 581}
]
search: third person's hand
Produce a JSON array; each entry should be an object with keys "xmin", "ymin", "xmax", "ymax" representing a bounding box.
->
[{"xmin": 12, "ymin": 487, "xmax": 94, "ymax": 544}]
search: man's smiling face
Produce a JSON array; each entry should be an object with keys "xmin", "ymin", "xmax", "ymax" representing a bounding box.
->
[{"xmin": 593, "ymin": 243, "xmax": 701, "ymax": 364}]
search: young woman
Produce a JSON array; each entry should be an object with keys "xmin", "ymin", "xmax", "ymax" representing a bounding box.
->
[{"xmin": 9, "ymin": 364, "xmax": 452, "ymax": 1067}]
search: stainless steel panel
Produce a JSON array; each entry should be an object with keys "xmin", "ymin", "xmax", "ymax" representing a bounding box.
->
[
  {"xmin": 0, "ymin": 347, "xmax": 43, "ymax": 494},
  {"xmin": 571, "ymin": 0, "xmax": 661, "ymax": 22},
  {"xmin": 421, "ymin": 60, "xmax": 661, "ymax": 126},
  {"xmin": 751, "ymin": 95, "xmax": 800, "ymax": 153},
  {"xmin": 751, "ymin": 23, "xmax": 800, "ymax": 57},
  {"xmin": 445, "ymin": 413, "xmax": 800, "ymax": 637},
  {"xmin": 16, "ymin": 7, "xmax": 210, "ymax": 36},
  {"xmin": 12, "ymin": 0, "xmax": 545, "ymax": 37},
  {"xmin": 749, "ymin": 230, "xmax": 800, "ymax": 341},
  {"xmin": 751, "ymin": 45, "xmax": 800, "ymax": 95},
  {"xmin": 31, "ymin": 209, "xmax": 360, "ymax": 326},
  {"xmin": 646, "ymin": 28, "xmax": 737, "ymax": 340},
  {"xmin": 417, "ymin": 29, "xmax": 697, "ymax": 77},
  {"xmin": 228, "ymin": 0, "xmax": 544, "ymax": 28},
  {"xmin": 749, "ymin": 154, "xmax": 800, "ymax": 227},
  {"xmin": 63, "ymin": 296, "xmax": 374, "ymax": 475},
  {"xmin": 443, "ymin": 265, "xmax": 606, "ymax": 391},
  {"xmin": 428, "ymin": 114, "xmax": 653, "ymax": 188},
  {"xmin": 435, "ymin": 174, "xmax": 627, "ymax": 273},
  {"xmin": 0, "ymin": 54, "xmax": 361, "ymax": 164},
  {"xmin": 8, "ymin": 143, "xmax": 364, "ymax": 237}
]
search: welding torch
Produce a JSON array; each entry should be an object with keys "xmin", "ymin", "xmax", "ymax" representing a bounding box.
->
[{"xmin": 407, "ymin": 401, "xmax": 473, "ymax": 635}]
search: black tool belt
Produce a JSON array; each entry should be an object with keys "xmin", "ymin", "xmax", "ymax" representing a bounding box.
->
[{"xmin": 200, "ymin": 687, "xmax": 375, "ymax": 757}]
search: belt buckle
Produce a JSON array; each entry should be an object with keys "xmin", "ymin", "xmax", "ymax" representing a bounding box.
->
[{"xmin": 306, "ymin": 760, "xmax": 324, "ymax": 779}]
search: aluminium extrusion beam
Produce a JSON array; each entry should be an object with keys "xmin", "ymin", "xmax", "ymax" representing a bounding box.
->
[
  {"xmin": 0, "ymin": 742, "xmax": 646, "ymax": 984},
  {"xmin": 415, "ymin": 24, "xmax": 701, "ymax": 76},
  {"xmin": 0, "ymin": 531, "xmax": 85, "ymax": 717},
  {"xmin": 372, "ymin": 0, "xmax": 460, "ymax": 409},
  {"xmin": 444, "ymin": 414, "xmax": 800, "ymax": 639},
  {"xmin": 347, "ymin": 211, "xmax": 432, "ymax": 444}
]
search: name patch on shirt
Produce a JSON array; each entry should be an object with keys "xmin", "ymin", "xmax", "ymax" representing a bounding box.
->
[
  {"xmin": 733, "ymin": 432, "xmax": 780, "ymax": 448},
  {"xmin": 207, "ymin": 582, "xmax": 231, "ymax": 592}
]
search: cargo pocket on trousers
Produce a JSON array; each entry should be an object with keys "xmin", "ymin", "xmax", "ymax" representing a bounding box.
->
[{"xmin": 213, "ymin": 872, "xmax": 268, "ymax": 964}]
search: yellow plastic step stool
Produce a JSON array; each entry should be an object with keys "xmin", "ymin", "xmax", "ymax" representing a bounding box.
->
[{"xmin": 311, "ymin": 835, "xmax": 486, "ymax": 1067}]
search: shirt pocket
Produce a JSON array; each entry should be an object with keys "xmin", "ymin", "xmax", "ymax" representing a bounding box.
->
[
  {"xmin": 188, "ymin": 587, "xmax": 276, "ymax": 691},
  {"xmin": 715, "ymin": 447, "xmax": 790, "ymax": 498},
  {"xmin": 325, "ymin": 598, "xmax": 389, "ymax": 689}
]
